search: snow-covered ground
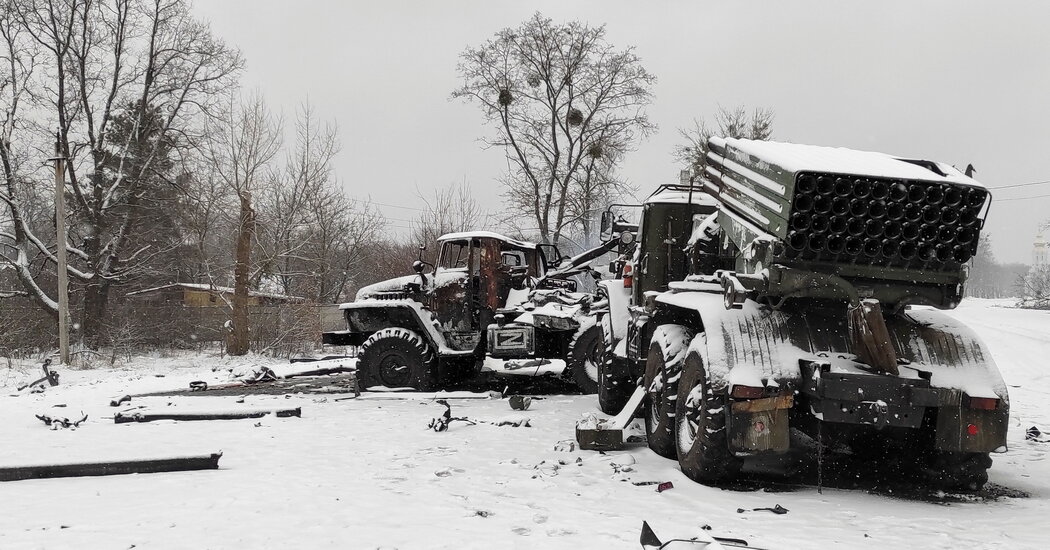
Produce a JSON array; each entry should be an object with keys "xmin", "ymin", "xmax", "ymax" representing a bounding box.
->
[{"xmin": 1, "ymin": 298, "xmax": 1048, "ymax": 549}]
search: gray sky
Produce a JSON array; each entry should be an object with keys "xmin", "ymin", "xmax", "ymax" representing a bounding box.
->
[{"xmin": 193, "ymin": 0, "xmax": 1050, "ymax": 264}]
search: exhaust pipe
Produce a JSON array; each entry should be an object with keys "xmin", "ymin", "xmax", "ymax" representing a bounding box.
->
[
  {"xmin": 865, "ymin": 219, "xmax": 885, "ymax": 238},
  {"xmin": 849, "ymin": 198, "xmax": 869, "ymax": 217},
  {"xmin": 926, "ymin": 185, "xmax": 945, "ymax": 205},
  {"xmin": 834, "ymin": 177, "xmax": 853, "ymax": 197},
  {"xmin": 869, "ymin": 201, "xmax": 888, "ymax": 219},
  {"xmin": 794, "ymin": 194, "xmax": 814, "ymax": 213},
  {"xmin": 908, "ymin": 184, "xmax": 927, "ymax": 202},
  {"xmin": 796, "ymin": 175, "xmax": 817, "ymax": 194},
  {"xmin": 817, "ymin": 176, "xmax": 835, "ymax": 195},
  {"xmin": 871, "ymin": 181, "xmax": 889, "ymax": 200},
  {"xmin": 853, "ymin": 179, "xmax": 871, "ymax": 199},
  {"xmin": 889, "ymin": 183, "xmax": 908, "ymax": 202}
]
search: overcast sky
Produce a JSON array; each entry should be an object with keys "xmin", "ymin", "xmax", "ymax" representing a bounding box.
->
[{"xmin": 193, "ymin": 0, "xmax": 1050, "ymax": 264}]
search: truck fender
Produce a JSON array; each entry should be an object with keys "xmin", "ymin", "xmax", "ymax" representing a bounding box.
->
[
  {"xmin": 338, "ymin": 301, "xmax": 455, "ymax": 355},
  {"xmin": 597, "ymin": 279, "xmax": 631, "ymax": 341}
]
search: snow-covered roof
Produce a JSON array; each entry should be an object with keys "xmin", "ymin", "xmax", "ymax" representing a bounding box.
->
[
  {"xmin": 126, "ymin": 283, "xmax": 305, "ymax": 302},
  {"xmin": 645, "ymin": 189, "xmax": 719, "ymax": 207},
  {"xmin": 713, "ymin": 137, "xmax": 985, "ymax": 188},
  {"xmin": 437, "ymin": 231, "xmax": 538, "ymax": 249}
]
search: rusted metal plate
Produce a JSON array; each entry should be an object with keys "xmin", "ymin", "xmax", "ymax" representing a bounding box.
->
[
  {"xmin": 729, "ymin": 407, "xmax": 789, "ymax": 453},
  {"xmin": 730, "ymin": 394, "xmax": 793, "ymax": 414},
  {"xmin": 576, "ymin": 426, "xmax": 624, "ymax": 451}
]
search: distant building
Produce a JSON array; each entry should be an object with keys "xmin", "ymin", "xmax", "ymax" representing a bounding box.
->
[
  {"xmin": 1034, "ymin": 230, "xmax": 1048, "ymax": 267},
  {"xmin": 126, "ymin": 283, "xmax": 305, "ymax": 307}
]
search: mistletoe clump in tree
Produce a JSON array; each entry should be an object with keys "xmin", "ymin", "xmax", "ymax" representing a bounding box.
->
[{"xmin": 453, "ymin": 13, "xmax": 656, "ymax": 245}]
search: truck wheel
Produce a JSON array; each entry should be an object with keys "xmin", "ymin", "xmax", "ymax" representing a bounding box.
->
[
  {"xmin": 644, "ymin": 325, "xmax": 693, "ymax": 459},
  {"xmin": 925, "ymin": 451, "xmax": 992, "ymax": 491},
  {"xmin": 567, "ymin": 323, "xmax": 601, "ymax": 394},
  {"xmin": 597, "ymin": 313, "xmax": 632, "ymax": 414},
  {"xmin": 358, "ymin": 328, "xmax": 436, "ymax": 391},
  {"xmin": 675, "ymin": 340, "xmax": 741, "ymax": 484}
]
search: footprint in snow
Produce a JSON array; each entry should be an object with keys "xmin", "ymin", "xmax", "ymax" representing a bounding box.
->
[{"xmin": 512, "ymin": 527, "xmax": 531, "ymax": 536}]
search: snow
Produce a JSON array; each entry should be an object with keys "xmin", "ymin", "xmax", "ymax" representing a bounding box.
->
[
  {"xmin": 644, "ymin": 189, "xmax": 719, "ymax": 207},
  {"xmin": 504, "ymin": 287, "xmax": 530, "ymax": 309},
  {"xmin": 513, "ymin": 301, "xmax": 583, "ymax": 325},
  {"xmin": 480, "ymin": 357, "xmax": 567, "ymax": 376},
  {"xmin": 2, "ymin": 298, "xmax": 1050, "ymax": 549},
  {"xmin": 351, "ymin": 269, "xmax": 467, "ymax": 301},
  {"xmin": 710, "ymin": 137, "xmax": 985, "ymax": 188},
  {"xmin": 437, "ymin": 231, "xmax": 537, "ymax": 250},
  {"xmin": 597, "ymin": 280, "xmax": 631, "ymax": 340}
]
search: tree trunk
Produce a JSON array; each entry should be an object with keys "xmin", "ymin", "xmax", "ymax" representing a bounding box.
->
[
  {"xmin": 79, "ymin": 229, "xmax": 105, "ymax": 347},
  {"xmin": 81, "ymin": 278, "xmax": 110, "ymax": 348},
  {"xmin": 229, "ymin": 193, "xmax": 255, "ymax": 356}
]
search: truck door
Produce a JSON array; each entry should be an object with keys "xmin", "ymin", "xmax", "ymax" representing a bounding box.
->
[
  {"xmin": 432, "ymin": 239, "xmax": 481, "ymax": 351},
  {"xmin": 633, "ymin": 202, "xmax": 701, "ymax": 304}
]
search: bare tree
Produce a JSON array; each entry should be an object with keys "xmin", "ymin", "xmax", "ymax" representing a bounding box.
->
[
  {"xmin": 411, "ymin": 180, "xmax": 487, "ymax": 262},
  {"xmin": 1017, "ymin": 265, "xmax": 1050, "ymax": 309},
  {"xmin": 204, "ymin": 93, "xmax": 282, "ymax": 356},
  {"xmin": 172, "ymin": 157, "xmax": 236, "ymax": 287},
  {"xmin": 0, "ymin": 0, "xmax": 46, "ymax": 308},
  {"xmin": 256, "ymin": 102, "xmax": 339, "ymax": 295},
  {"xmin": 0, "ymin": 0, "xmax": 242, "ymax": 347},
  {"xmin": 453, "ymin": 12, "xmax": 655, "ymax": 245},
  {"xmin": 675, "ymin": 105, "xmax": 775, "ymax": 177}
]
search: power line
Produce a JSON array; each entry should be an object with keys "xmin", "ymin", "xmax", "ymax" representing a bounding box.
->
[
  {"xmin": 354, "ymin": 198, "xmax": 425, "ymax": 212},
  {"xmin": 988, "ymin": 179, "xmax": 1050, "ymax": 191},
  {"xmin": 996, "ymin": 192, "xmax": 1050, "ymax": 202}
]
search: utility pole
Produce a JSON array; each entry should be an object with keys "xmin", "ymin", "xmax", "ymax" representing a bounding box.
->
[{"xmin": 51, "ymin": 133, "xmax": 70, "ymax": 365}]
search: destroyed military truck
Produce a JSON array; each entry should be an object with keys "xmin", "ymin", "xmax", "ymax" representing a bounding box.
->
[
  {"xmin": 323, "ymin": 231, "xmax": 633, "ymax": 392},
  {"xmin": 595, "ymin": 137, "xmax": 1009, "ymax": 490}
]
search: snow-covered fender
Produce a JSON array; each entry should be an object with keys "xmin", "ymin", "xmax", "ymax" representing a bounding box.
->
[
  {"xmin": 336, "ymin": 300, "xmax": 461, "ymax": 355},
  {"xmin": 597, "ymin": 279, "xmax": 631, "ymax": 341},
  {"xmin": 654, "ymin": 286, "xmax": 1009, "ymax": 454}
]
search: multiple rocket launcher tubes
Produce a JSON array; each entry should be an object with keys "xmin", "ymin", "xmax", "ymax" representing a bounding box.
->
[{"xmin": 784, "ymin": 174, "xmax": 987, "ymax": 269}]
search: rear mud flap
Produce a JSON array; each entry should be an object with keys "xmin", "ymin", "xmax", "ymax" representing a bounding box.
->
[{"xmin": 728, "ymin": 395, "xmax": 793, "ymax": 454}]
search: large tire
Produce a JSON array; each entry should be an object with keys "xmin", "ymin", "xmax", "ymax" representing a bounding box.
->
[
  {"xmin": 675, "ymin": 335, "xmax": 741, "ymax": 484},
  {"xmin": 644, "ymin": 325, "xmax": 693, "ymax": 459},
  {"xmin": 358, "ymin": 328, "xmax": 437, "ymax": 391},
  {"xmin": 925, "ymin": 451, "xmax": 992, "ymax": 491},
  {"xmin": 567, "ymin": 323, "xmax": 601, "ymax": 394},
  {"xmin": 597, "ymin": 313, "xmax": 632, "ymax": 414}
]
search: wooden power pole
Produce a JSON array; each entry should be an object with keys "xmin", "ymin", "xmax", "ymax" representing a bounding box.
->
[{"xmin": 51, "ymin": 134, "xmax": 70, "ymax": 365}]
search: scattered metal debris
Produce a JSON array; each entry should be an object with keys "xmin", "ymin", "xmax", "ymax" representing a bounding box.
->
[
  {"xmin": 736, "ymin": 504, "xmax": 789, "ymax": 515},
  {"xmin": 640, "ymin": 520, "xmax": 760, "ymax": 549},
  {"xmin": 509, "ymin": 395, "xmax": 532, "ymax": 410},
  {"xmin": 36, "ymin": 412, "xmax": 88, "ymax": 429},
  {"xmin": 428, "ymin": 400, "xmax": 476, "ymax": 432},
  {"xmin": 16, "ymin": 358, "xmax": 60, "ymax": 392},
  {"xmin": 114, "ymin": 407, "xmax": 301, "ymax": 423},
  {"xmin": 552, "ymin": 440, "xmax": 576, "ymax": 452},
  {"xmin": 428, "ymin": 400, "xmax": 530, "ymax": 432},
  {"xmin": 0, "ymin": 452, "xmax": 223, "ymax": 482}
]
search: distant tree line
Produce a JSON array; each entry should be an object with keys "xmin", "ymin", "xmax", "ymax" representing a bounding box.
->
[{"xmin": 965, "ymin": 235, "xmax": 1030, "ymax": 300}]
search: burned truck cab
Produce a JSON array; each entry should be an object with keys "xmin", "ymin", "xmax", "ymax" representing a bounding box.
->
[{"xmin": 323, "ymin": 231, "xmax": 605, "ymax": 391}]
